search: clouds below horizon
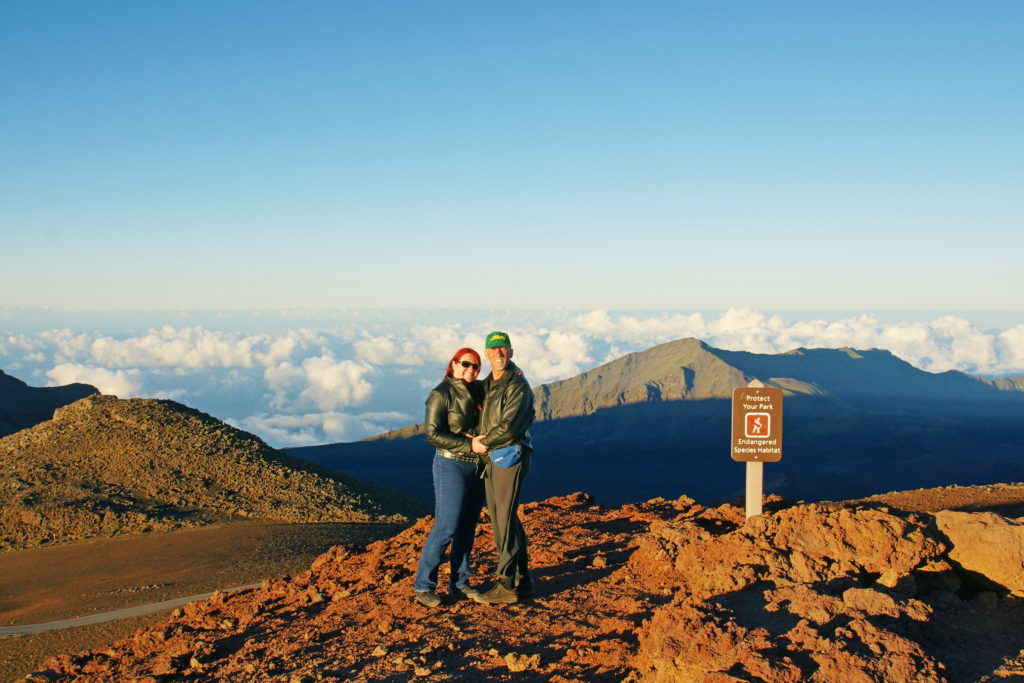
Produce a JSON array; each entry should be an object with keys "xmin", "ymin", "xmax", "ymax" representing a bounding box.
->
[
  {"xmin": 571, "ymin": 309, "xmax": 1024, "ymax": 376},
  {"xmin": 232, "ymin": 410, "xmax": 414, "ymax": 447},
  {"xmin": 264, "ymin": 355, "xmax": 375, "ymax": 412},
  {"xmin": 45, "ymin": 363, "xmax": 143, "ymax": 397},
  {"xmin": 4, "ymin": 309, "xmax": 1023, "ymax": 447}
]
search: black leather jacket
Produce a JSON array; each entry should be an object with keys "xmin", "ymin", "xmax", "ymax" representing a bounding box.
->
[
  {"xmin": 479, "ymin": 360, "xmax": 534, "ymax": 453},
  {"xmin": 424, "ymin": 376, "xmax": 484, "ymax": 454}
]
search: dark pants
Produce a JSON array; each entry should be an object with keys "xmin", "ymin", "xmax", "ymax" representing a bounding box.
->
[
  {"xmin": 483, "ymin": 450, "xmax": 530, "ymax": 585},
  {"xmin": 414, "ymin": 455, "xmax": 485, "ymax": 593}
]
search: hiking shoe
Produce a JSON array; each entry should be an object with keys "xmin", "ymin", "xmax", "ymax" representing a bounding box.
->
[
  {"xmin": 472, "ymin": 581, "xmax": 518, "ymax": 604},
  {"xmin": 452, "ymin": 586, "xmax": 481, "ymax": 601},
  {"xmin": 515, "ymin": 576, "xmax": 534, "ymax": 598},
  {"xmin": 414, "ymin": 590, "xmax": 441, "ymax": 608}
]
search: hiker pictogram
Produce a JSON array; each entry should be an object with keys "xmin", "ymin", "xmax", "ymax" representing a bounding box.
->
[{"xmin": 745, "ymin": 412, "xmax": 770, "ymax": 438}]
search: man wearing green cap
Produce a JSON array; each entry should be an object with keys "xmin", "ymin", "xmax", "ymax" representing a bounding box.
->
[{"xmin": 470, "ymin": 331, "xmax": 534, "ymax": 603}]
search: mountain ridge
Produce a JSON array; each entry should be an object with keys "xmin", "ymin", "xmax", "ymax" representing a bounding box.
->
[
  {"xmin": 0, "ymin": 369, "xmax": 99, "ymax": 438},
  {"xmin": 289, "ymin": 337, "xmax": 1024, "ymax": 506},
  {"xmin": 367, "ymin": 338, "xmax": 1024, "ymax": 440}
]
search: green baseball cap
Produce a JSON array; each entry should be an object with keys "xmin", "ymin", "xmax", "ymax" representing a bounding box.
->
[{"xmin": 485, "ymin": 331, "xmax": 512, "ymax": 348}]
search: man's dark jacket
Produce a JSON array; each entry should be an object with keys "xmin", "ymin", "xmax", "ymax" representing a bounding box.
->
[{"xmin": 479, "ymin": 360, "xmax": 534, "ymax": 453}]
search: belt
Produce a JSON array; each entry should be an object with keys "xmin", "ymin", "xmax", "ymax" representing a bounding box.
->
[{"xmin": 435, "ymin": 449, "xmax": 481, "ymax": 464}]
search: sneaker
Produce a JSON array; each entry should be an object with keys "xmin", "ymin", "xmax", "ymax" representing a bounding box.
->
[
  {"xmin": 452, "ymin": 586, "xmax": 481, "ymax": 601},
  {"xmin": 472, "ymin": 581, "xmax": 518, "ymax": 604},
  {"xmin": 414, "ymin": 590, "xmax": 441, "ymax": 608}
]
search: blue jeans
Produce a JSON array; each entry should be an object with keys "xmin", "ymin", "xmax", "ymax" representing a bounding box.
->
[{"xmin": 414, "ymin": 455, "xmax": 485, "ymax": 593}]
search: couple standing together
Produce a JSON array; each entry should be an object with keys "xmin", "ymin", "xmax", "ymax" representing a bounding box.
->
[{"xmin": 414, "ymin": 331, "xmax": 533, "ymax": 607}]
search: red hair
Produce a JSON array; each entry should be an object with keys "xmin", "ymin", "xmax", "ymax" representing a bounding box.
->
[{"xmin": 444, "ymin": 347, "xmax": 481, "ymax": 379}]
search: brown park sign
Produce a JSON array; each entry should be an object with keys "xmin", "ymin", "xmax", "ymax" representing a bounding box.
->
[{"xmin": 731, "ymin": 387, "xmax": 783, "ymax": 462}]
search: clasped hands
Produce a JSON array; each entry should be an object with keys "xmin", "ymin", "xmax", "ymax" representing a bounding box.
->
[{"xmin": 469, "ymin": 433, "xmax": 488, "ymax": 455}]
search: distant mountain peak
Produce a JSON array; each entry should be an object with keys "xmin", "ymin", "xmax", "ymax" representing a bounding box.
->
[
  {"xmin": 536, "ymin": 337, "xmax": 1018, "ymax": 421},
  {"xmin": 535, "ymin": 337, "xmax": 747, "ymax": 420}
]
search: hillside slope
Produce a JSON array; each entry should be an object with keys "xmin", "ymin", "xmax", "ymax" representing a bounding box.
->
[
  {"xmin": 31, "ymin": 484, "xmax": 1024, "ymax": 682},
  {"xmin": 0, "ymin": 395, "xmax": 426, "ymax": 551}
]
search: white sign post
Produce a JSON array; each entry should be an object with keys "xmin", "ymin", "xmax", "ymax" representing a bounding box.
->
[{"xmin": 745, "ymin": 460, "xmax": 764, "ymax": 518}]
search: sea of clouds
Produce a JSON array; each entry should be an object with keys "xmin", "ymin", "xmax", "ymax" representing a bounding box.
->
[{"xmin": 2, "ymin": 308, "xmax": 1022, "ymax": 447}]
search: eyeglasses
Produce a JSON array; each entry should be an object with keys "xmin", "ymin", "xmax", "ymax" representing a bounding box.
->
[{"xmin": 457, "ymin": 360, "xmax": 480, "ymax": 370}]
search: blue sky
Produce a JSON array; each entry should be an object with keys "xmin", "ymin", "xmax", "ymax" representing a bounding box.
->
[{"xmin": 2, "ymin": 2, "xmax": 1022, "ymax": 309}]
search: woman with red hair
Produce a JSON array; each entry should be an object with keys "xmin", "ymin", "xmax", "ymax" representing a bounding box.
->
[{"xmin": 413, "ymin": 347, "xmax": 486, "ymax": 607}]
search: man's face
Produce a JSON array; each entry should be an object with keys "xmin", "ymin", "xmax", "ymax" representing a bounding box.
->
[{"xmin": 485, "ymin": 345, "xmax": 512, "ymax": 373}]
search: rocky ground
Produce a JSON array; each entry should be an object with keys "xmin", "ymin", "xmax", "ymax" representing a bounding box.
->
[
  {"xmin": 0, "ymin": 396, "xmax": 427, "ymax": 551},
  {"xmin": 0, "ymin": 522, "xmax": 406, "ymax": 680},
  {"xmin": 25, "ymin": 483, "xmax": 1024, "ymax": 682}
]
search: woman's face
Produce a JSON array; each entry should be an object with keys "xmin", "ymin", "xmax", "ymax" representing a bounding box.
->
[{"xmin": 451, "ymin": 353, "xmax": 481, "ymax": 382}]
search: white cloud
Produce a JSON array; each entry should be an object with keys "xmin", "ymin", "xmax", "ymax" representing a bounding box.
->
[
  {"xmin": 47, "ymin": 326, "xmax": 322, "ymax": 370},
  {"xmin": 702, "ymin": 309, "xmax": 786, "ymax": 353},
  {"xmin": 573, "ymin": 309, "xmax": 616, "ymax": 336},
  {"xmin": 877, "ymin": 322, "xmax": 941, "ymax": 366},
  {"xmin": 264, "ymin": 355, "xmax": 375, "ymax": 412},
  {"xmin": 573, "ymin": 309, "xmax": 708, "ymax": 346},
  {"xmin": 0, "ymin": 337, "xmax": 48, "ymax": 368},
  {"xmin": 353, "ymin": 334, "xmax": 424, "ymax": 366},
  {"xmin": 931, "ymin": 316, "xmax": 997, "ymax": 371},
  {"xmin": 38, "ymin": 329, "xmax": 92, "ymax": 362},
  {"xmin": 353, "ymin": 335, "xmax": 399, "ymax": 365},
  {"xmin": 508, "ymin": 330, "xmax": 593, "ymax": 384},
  {"xmin": 255, "ymin": 335, "xmax": 299, "ymax": 366},
  {"xmin": 408, "ymin": 324, "xmax": 481, "ymax": 364},
  {"xmin": 45, "ymin": 363, "xmax": 143, "ymax": 397},
  {"xmin": 89, "ymin": 326, "xmax": 258, "ymax": 368},
  {"xmin": 1, "ymin": 334, "xmax": 43, "ymax": 357},
  {"xmin": 546, "ymin": 330, "xmax": 590, "ymax": 361},
  {"xmin": 773, "ymin": 314, "xmax": 883, "ymax": 351},
  {"xmin": 300, "ymin": 356, "xmax": 375, "ymax": 410},
  {"xmin": 347, "ymin": 324, "xmax": 597, "ymax": 384},
  {"xmin": 997, "ymin": 325, "xmax": 1024, "ymax": 374},
  {"xmin": 234, "ymin": 410, "xmax": 413, "ymax": 447}
]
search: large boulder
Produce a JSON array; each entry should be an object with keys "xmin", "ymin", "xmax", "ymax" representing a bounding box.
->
[{"xmin": 935, "ymin": 510, "xmax": 1024, "ymax": 596}]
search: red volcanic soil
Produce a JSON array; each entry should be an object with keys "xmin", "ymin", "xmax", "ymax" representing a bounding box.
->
[
  {"xmin": 29, "ymin": 485, "xmax": 1024, "ymax": 682},
  {"xmin": 0, "ymin": 523, "xmax": 403, "ymax": 680}
]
